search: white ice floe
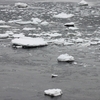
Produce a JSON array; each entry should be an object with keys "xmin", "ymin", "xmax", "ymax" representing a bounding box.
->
[
  {"xmin": 69, "ymin": 27, "xmax": 78, "ymax": 30},
  {"xmin": 64, "ymin": 22, "xmax": 74, "ymax": 27},
  {"xmin": 5, "ymin": 31, "xmax": 14, "ymax": 37},
  {"xmin": 48, "ymin": 38, "xmax": 65, "ymax": 45},
  {"xmin": 73, "ymin": 38, "xmax": 84, "ymax": 43},
  {"xmin": 0, "ymin": 33, "xmax": 9, "ymax": 39},
  {"xmin": 78, "ymin": 0, "xmax": 88, "ymax": 6},
  {"xmin": 11, "ymin": 37, "xmax": 48, "ymax": 47},
  {"xmin": 23, "ymin": 27, "xmax": 36, "ymax": 31},
  {"xmin": 15, "ymin": 21, "xmax": 32, "ymax": 25},
  {"xmin": 31, "ymin": 18, "xmax": 42, "ymax": 24},
  {"xmin": 53, "ymin": 12, "xmax": 74, "ymax": 19},
  {"xmin": 0, "ymin": 25, "xmax": 11, "ymax": 28},
  {"xmin": 44, "ymin": 89, "xmax": 62, "ymax": 97},
  {"xmin": 15, "ymin": 2, "xmax": 28, "ymax": 8},
  {"xmin": 12, "ymin": 33, "xmax": 25, "ymax": 38},
  {"xmin": 0, "ymin": 20, "xmax": 6, "ymax": 24},
  {"xmin": 41, "ymin": 21, "xmax": 49, "ymax": 25},
  {"xmin": 51, "ymin": 74, "xmax": 58, "ymax": 78},
  {"xmin": 8, "ymin": 19, "xmax": 22, "ymax": 23},
  {"xmin": 57, "ymin": 53, "xmax": 74, "ymax": 62}
]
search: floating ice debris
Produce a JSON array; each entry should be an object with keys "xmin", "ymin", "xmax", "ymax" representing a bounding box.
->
[
  {"xmin": 15, "ymin": 2, "xmax": 28, "ymax": 8},
  {"xmin": 5, "ymin": 31, "xmax": 14, "ymax": 37},
  {"xmin": 23, "ymin": 27, "xmax": 36, "ymax": 31},
  {"xmin": 31, "ymin": 18, "xmax": 42, "ymax": 24},
  {"xmin": 44, "ymin": 89, "xmax": 62, "ymax": 97},
  {"xmin": 0, "ymin": 20, "xmax": 6, "ymax": 24},
  {"xmin": 57, "ymin": 53, "xmax": 74, "ymax": 62},
  {"xmin": 48, "ymin": 38, "xmax": 65, "ymax": 45},
  {"xmin": 51, "ymin": 74, "xmax": 58, "ymax": 78},
  {"xmin": 8, "ymin": 19, "xmax": 22, "ymax": 23},
  {"xmin": 69, "ymin": 27, "xmax": 78, "ymax": 30},
  {"xmin": 0, "ymin": 25, "xmax": 11, "ymax": 28},
  {"xmin": 64, "ymin": 41, "xmax": 74, "ymax": 46},
  {"xmin": 53, "ymin": 12, "xmax": 74, "ymax": 18},
  {"xmin": 11, "ymin": 37, "xmax": 48, "ymax": 47},
  {"xmin": 0, "ymin": 33, "xmax": 9, "ymax": 39},
  {"xmin": 15, "ymin": 21, "xmax": 32, "ymax": 25},
  {"xmin": 78, "ymin": 0, "xmax": 88, "ymax": 6},
  {"xmin": 41, "ymin": 21, "xmax": 49, "ymax": 25},
  {"xmin": 64, "ymin": 22, "xmax": 74, "ymax": 27},
  {"xmin": 12, "ymin": 33, "xmax": 25, "ymax": 38},
  {"xmin": 73, "ymin": 38, "xmax": 84, "ymax": 43},
  {"xmin": 90, "ymin": 41, "xmax": 98, "ymax": 45}
]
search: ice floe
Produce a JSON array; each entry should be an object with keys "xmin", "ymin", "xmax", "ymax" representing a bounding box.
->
[
  {"xmin": 23, "ymin": 27, "xmax": 36, "ymax": 31},
  {"xmin": 0, "ymin": 20, "xmax": 6, "ymax": 24},
  {"xmin": 57, "ymin": 53, "xmax": 74, "ymax": 62},
  {"xmin": 0, "ymin": 25, "xmax": 11, "ymax": 28},
  {"xmin": 40, "ymin": 21, "xmax": 49, "ymax": 25},
  {"xmin": 44, "ymin": 89, "xmax": 62, "ymax": 97},
  {"xmin": 51, "ymin": 74, "xmax": 58, "ymax": 78},
  {"xmin": 78, "ymin": 0, "xmax": 88, "ymax": 6},
  {"xmin": 5, "ymin": 31, "xmax": 14, "ymax": 37},
  {"xmin": 0, "ymin": 33, "xmax": 9, "ymax": 39},
  {"xmin": 11, "ymin": 37, "xmax": 48, "ymax": 47},
  {"xmin": 15, "ymin": 21, "xmax": 32, "ymax": 25},
  {"xmin": 53, "ymin": 12, "xmax": 74, "ymax": 18},
  {"xmin": 15, "ymin": 2, "xmax": 28, "ymax": 8},
  {"xmin": 12, "ymin": 33, "xmax": 25, "ymax": 38},
  {"xmin": 64, "ymin": 22, "xmax": 75, "ymax": 27},
  {"xmin": 31, "ymin": 18, "xmax": 42, "ymax": 24}
]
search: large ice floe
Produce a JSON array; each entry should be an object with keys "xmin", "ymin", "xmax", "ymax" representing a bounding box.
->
[
  {"xmin": 78, "ymin": 0, "xmax": 88, "ymax": 6},
  {"xmin": 11, "ymin": 37, "xmax": 48, "ymax": 48},
  {"xmin": 53, "ymin": 12, "xmax": 74, "ymax": 18},
  {"xmin": 15, "ymin": 2, "xmax": 28, "ymax": 8},
  {"xmin": 44, "ymin": 89, "xmax": 62, "ymax": 97},
  {"xmin": 57, "ymin": 53, "xmax": 74, "ymax": 62}
]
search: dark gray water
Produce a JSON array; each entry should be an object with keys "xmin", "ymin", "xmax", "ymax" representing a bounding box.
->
[{"xmin": 0, "ymin": 2, "xmax": 100, "ymax": 100}]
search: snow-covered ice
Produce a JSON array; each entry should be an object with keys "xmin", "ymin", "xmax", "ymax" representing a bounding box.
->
[
  {"xmin": 78, "ymin": 0, "xmax": 88, "ymax": 6},
  {"xmin": 44, "ymin": 89, "xmax": 62, "ymax": 97},
  {"xmin": 15, "ymin": 2, "xmax": 28, "ymax": 8},
  {"xmin": 57, "ymin": 53, "xmax": 74, "ymax": 62},
  {"xmin": 11, "ymin": 37, "xmax": 48, "ymax": 47},
  {"xmin": 53, "ymin": 12, "xmax": 74, "ymax": 19}
]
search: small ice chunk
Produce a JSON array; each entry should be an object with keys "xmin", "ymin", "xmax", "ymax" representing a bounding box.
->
[
  {"xmin": 0, "ymin": 25, "xmax": 11, "ymax": 28},
  {"xmin": 0, "ymin": 20, "xmax": 6, "ymax": 24},
  {"xmin": 44, "ymin": 89, "xmax": 62, "ymax": 97},
  {"xmin": 12, "ymin": 33, "xmax": 25, "ymax": 38},
  {"xmin": 51, "ymin": 74, "xmax": 58, "ymax": 78},
  {"xmin": 64, "ymin": 22, "xmax": 74, "ymax": 27},
  {"xmin": 15, "ymin": 2, "xmax": 28, "ymax": 8},
  {"xmin": 78, "ymin": 0, "xmax": 88, "ymax": 6},
  {"xmin": 57, "ymin": 53, "xmax": 74, "ymax": 62},
  {"xmin": 31, "ymin": 18, "xmax": 42, "ymax": 24},
  {"xmin": 41, "ymin": 21, "xmax": 49, "ymax": 25},
  {"xmin": 53, "ymin": 12, "xmax": 74, "ymax": 18},
  {"xmin": 23, "ymin": 27, "xmax": 36, "ymax": 31}
]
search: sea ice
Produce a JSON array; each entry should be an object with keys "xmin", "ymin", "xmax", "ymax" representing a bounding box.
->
[
  {"xmin": 31, "ymin": 18, "xmax": 42, "ymax": 24},
  {"xmin": 12, "ymin": 33, "xmax": 25, "ymax": 38},
  {"xmin": 0, "ymin": 33, "xmax": 9, "ymax": 39},
  {"xmin": 78, "ymin": 0, "xmax": 88, "ymax": 6},
  {"xmin": 57, "ymin": 53, "xmax": 74, "ymax": 62},
  {"xmin": 11, "ymin": 37, "xmax": 48, "ymax": 47},
  {"xmin": 0, "ymin": 25, "xmax": 11, "ymax": 28},
  {"xmin": 15, "ymin": 2, "xmax": 28, "ymax": 8},
  {"xmin": 41, "ymin": 21, "xmax": 49, "ymax": 25},
  {"xmin": 44, "ymin": 89, "xmax": 62, "ymax": 97},
  {"xmin": 23, "ymin": 27, "xmax": 36, "ymax": 31},
  {"xmin": 53, "ymin": 12, "xmax": 74, "ymax": 18}
]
